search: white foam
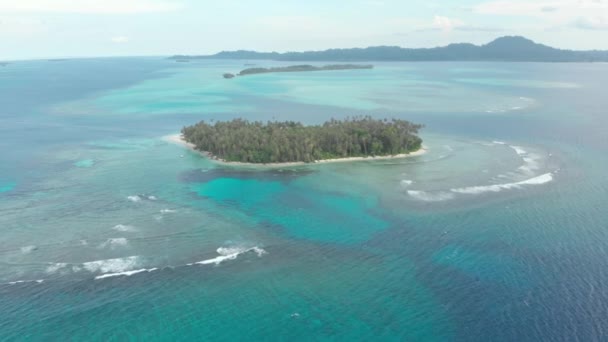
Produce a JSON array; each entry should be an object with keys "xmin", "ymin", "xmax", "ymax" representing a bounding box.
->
[
  {"xmin": 193, "ymin": 246, "xmax": 267, "ymax": 266},
  {"xmin": 6, "ymin": 279, "xmax": 44, "ymax": 285},
  {"xmin": 20, "ymin": 245, "xmax": 37, "ymax": 254},
  {"xmin": 98, "ymin": 238, "xmax": 129, "ymax": 249},
  {"xmin": 160, "ymin": 209, "xmax": 177, "ymax": 214},
  {"xmin": 148, "ymin": 196, "xmax": 157, "ymax": 201},
  {"xmin": 95, "ymin": 268, "xmax": 158, "ymax": 280},
  {"xmin": 492, "ymin": 141, "xmax": 506, "ymax": 145},
  {"xmin": 407, "ymin": 190, "xmax": 455, "ymax": 202},
  {"xmin": 519, "ymin": 155, "xmax": 541, "ymax": 174},
  {"xmin": 46, "ymin": 263, "xmax": 67, "ymax": 274},
  {"xmin": 451, "ymin": 173, "xmax": 553, "ymax": 195},
  {"xmin": 510, "ymin": 146, "xmax": 527, "ymax": 155},
  {"xmin": 83, "ymin": 256, "xmax": 140, "ymax": 273},
  {"xmin": 112, "ymin": 224, "xmax": 137, "ymax": 232},
  {"xmin": 400, "ymin": 180, "xmax": 413, "ymax": 187},
  {"xmin": 127, "ymin": 195, "xmax": 141, "ymax": 202}
]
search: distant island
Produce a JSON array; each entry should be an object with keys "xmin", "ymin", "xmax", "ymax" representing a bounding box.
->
[
  {"xmin": 171, "ymin": 36, "xmax": 608, "ymax": 62},
  {"xmin": 219, "ymin": 64, "xmax": 373, "ymax": 79},
  {"xmin": 176, "ymin": 117, "xmax": 423, "ymax": 164},
  {"xmin": 237, "ymin": 64, "xmax": 373, "ymax": 76}
]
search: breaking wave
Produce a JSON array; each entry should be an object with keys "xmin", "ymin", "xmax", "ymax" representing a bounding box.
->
[
  {"xmin": 98, "ymin": 238, "xmax": 129, "ymax": 249},
  {"xmin": 510, "ymin": 145, "xmax": 527, "ymax": 156},
  {"xmin": 127, "ymin": 195, "xmax": 141, "ymax": 202},
  {"xmin": 400, "ymin": 180, "xmax": 413, "ymax": 187},
  {"xmin": 112, "ymin": 224, "xmax": 137, "ymax": 232},
  {"xmin": 45, "ymin": 256, "xmax": 141, "ymax": 276},
  {"xmin": 19, "ymin": 243, "xmax": 269, "ymax": 284},
  {"xmin": 451, "ymin": 173, "xmax": 553, "ymax": 195},
  {"xmin": 95, "ymin": 268, "xmax": 158, "ymax": 280},
  {"xmin": 20, "ymin": 245, "xmax": 37, "ymax": 254},
  {"xmin": 407, "ymin": 190, "xmax": 455, "ymax": 202},
  {"xmin": 3, "ymin": 279, "xmax": 44, "ymax": 286},
  {"xmin": 189, "ymin": 246, "xmax": 267, "ymax": 266},
  {"xmin": 82, "ymin": 256, "xmax": 141, "ymax": 273}
]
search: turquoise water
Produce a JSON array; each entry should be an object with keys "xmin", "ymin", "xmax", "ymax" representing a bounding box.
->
[{"xmin": 1, "ymin": 59, "xmax": 608, "ymax": 340}]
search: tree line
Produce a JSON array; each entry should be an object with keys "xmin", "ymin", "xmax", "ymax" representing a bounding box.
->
[{"xmin": 181, "ymin": 116, "xmax": 423, "ymax": 164}]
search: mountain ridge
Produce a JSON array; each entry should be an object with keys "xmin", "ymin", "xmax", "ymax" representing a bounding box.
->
[{"xmin": 171, "ymin": 36, "xmax": 608, "ymax": 62}]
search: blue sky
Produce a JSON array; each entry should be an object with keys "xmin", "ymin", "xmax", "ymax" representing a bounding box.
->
[{"xmin": 1, "ymin": 0, "xmax": 607, "ymax": 60}]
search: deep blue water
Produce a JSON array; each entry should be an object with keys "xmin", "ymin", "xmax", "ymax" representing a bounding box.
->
[{"xmin": 1, "ymin": 58, "xmax": 607, "ymax": 341}]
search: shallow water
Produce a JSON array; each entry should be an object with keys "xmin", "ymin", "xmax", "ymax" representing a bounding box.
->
[{"xmin": 1, "ymin": 59, "xmax": 607, "ymax": 340}]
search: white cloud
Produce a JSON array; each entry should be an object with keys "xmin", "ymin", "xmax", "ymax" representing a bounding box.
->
[
  {"xmin": 0, "ymin": 0, "xmax": 182, "ymax": 14},
  {"xmin": 473, "ymin": 0, "xmax": 608, "ymax": 31},
  {"xmin": 474, "ymin": 0, "xmax": 607, "ymax": 16},
  {"xmin": 575, "ymin": 16, "xmax": 608, "ymax": 30},
  {"xmin": 433, "ymin": 15, "xmax": 464, "ymax": 31},
  {"xmin": 111, "ymin": 36, "xmax": 129, "ymax": 43},
  {"xmin": 0, "ymin": 16, "xmax": 48, "ymax": 36}
]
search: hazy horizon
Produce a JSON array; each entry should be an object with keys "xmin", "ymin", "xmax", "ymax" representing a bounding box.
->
[{"xmin": 1, "ymin": 0, "xmax": 607, "ymax": 60}]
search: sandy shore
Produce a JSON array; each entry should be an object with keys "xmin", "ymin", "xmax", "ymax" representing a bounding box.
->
[{"xmin": 163, "ymin": 134, "xmax": 427, "ymax": 167}]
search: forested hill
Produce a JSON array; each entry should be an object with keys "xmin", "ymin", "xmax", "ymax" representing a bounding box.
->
[
  {"xmin": 171, "ymin": 36, "xmax": 608, "ymax": 62},
  {"xmin": 181, "ymin": 117, "xmax": 423, "ymax": 164}
]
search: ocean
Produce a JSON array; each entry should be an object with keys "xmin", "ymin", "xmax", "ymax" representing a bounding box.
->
[{"xmin": 1, "ymin": 58, "xmax": 607, "ymax": 341}]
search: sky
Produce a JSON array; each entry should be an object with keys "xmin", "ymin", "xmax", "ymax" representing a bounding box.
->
[{"xmin": 1, "ymin": 0, "xmax": 607, "ymax": 60}]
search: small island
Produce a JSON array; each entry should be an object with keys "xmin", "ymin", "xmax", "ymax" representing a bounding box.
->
[
  {"xmin": 177, "ymin": 117, "xmax": 423, "ymax": 164},
  {"xmin": 222, "ymin": 64, "xmax": 373, "ymax": 79},
  {"xmin": 238, "ymin": 64, "xmax": 373, "ymax": 76}
]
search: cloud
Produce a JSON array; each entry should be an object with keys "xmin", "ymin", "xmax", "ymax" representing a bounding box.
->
[
  {"xmin": 473, "ymin": 0, "xmax": 608, "ymax": 31},
  {"xmin": 111, "ymin": 36, "xmax": 129, "ymax": 43},
  {"xmin": 433, "ymin": 15, "xmax": 464, "ymax": 31},
  {"xmin": 574, "ymin": 16, "xmax": 608, "ymax": 30},
  {"xmin": 455, "ymin": 25, "xmax": 504, "ymax": 32},
  {"xmin": 474, "ymin": 0, "xmax": 606, "ymax": 16},
  {"xmin": 0, "ymin": 16, "xmax": 48, "ymax": 36},
  {"xmin": 425, "ymin": 16, "xmax": 502, "ymax": 32},
  {"xmin": 0, "ymin": 0, "xmax": 182, "ymax": 14}
]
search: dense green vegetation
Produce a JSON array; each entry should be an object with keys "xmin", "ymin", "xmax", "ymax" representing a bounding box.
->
[
  {"xmin": 181, "ymin": 117, "xmax": 423, "ymax": 164},
  {"xmin": 237, "ymin": 64, "xmax": 373, "ymax": 76}
]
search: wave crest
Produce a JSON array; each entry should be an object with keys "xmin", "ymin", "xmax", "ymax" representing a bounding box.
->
[
  {"xmin": 95, "ymin": 268, "xmax": 158, "ymax": 280},
  {"xmin": 451, "ymin": 173, "xmax": 553, "ymax": 195},
  {"xmin": 112, "ymin": 224, "xmax": 137, "ymax": 232},
  {"xmin": 98, "ymin": 238, "xmax": 129, "ymax": 249},
  {"xmin": 192, "ymin": 246, "xmax": 267, "ymax": 266},
  {"xmin": 83, "ymin": 256, "xmax": 141, "ymax": 273}
]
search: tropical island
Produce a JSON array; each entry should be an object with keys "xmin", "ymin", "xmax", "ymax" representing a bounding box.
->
[
  {"xmin": 237, "ymin": 64, "xmax": 373, "ymax": 76},
  {"xmin": 176, "ymin": 117, "xmax": 423, "ymax": 164}
]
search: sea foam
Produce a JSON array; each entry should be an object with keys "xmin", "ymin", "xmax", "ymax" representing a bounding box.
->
[
  {"xmin": 451, "ymin": 173, "xmax": 553, "ymax": 195},
  {"xmin": 407, "ymin": 190, "xmax": 455, "ymax": 202},
  {"xmin": 82, "ymin": 256, "xmax": 140, "ymax": 273},
  {"xmin": 400, "ymin": 180, "xmax": 413, "ymax": 187},
  {"xmin": 510, "ymin": 145, "xmax": 527, "ymax": 156},
  {"xmin": 112, "ymin": 224, "xmax": 137, "ymax": 232},
  {"xmin": 46, "ymin": 263, "xmax": 67, "ymax": 274},
  {"xmin": 20, "ymin": 245, "xmax": 37, "ymax": 254},
  {"xmin": 127, "ymin": 195, "xmax": 141, "ymax": 202},
  {"xmin": 191, "ymin": 246, "xmax": 267, "ymax": 266},
  {"xmin": 6, "ymin": 279, "xmax": 44, "ymax": 285},
  {"xmin": 95, "ymin": 268, "xmax": 158, "ymax": 280},
  {"xmin": 98, "ymin": 238, "xmax": 129, "ymax": 249}
]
